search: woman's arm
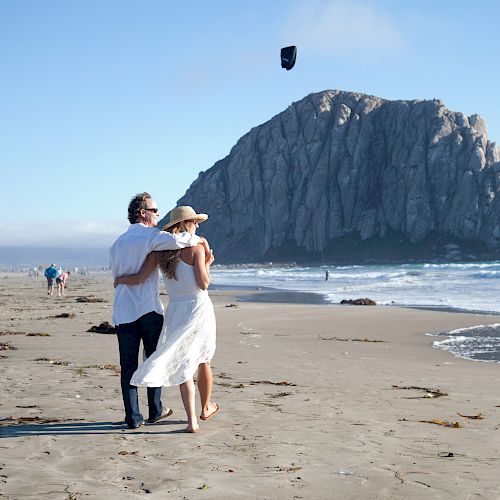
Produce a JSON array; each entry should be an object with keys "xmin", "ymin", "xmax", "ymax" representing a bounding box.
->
[
  {"xmin": 114, "ymin": 252, "xmax": 159, "ymax": 288},
  {"xmin": 193, "ymin": 244, "xmax": 214, "ymax": 291}
]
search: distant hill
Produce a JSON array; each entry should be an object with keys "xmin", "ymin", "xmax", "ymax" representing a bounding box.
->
[
  {"xmin": 0, "ymin": 247, "xmax": 109, "ymax": 270},
  {"xmin": 168, "ymin": 89, "xmax": 500, "ymax": 263}
]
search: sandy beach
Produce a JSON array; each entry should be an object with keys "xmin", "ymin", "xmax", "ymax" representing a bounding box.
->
[{"xmin": 1, "ymin": 272, "xmax": 499, "ymax": 499}]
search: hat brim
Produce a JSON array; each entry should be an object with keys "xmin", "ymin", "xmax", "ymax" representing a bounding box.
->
[{"xmin": 161, "ymin": 213, "xmax": 208, "ymax": 231}]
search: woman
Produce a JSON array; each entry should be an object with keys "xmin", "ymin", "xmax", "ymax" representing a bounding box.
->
[
  {"xmin": 56, "ymin": 271, "xmax": 71, "ymax": 297},
  {"xmin": 114, "ymin": 206, "xmax": 218, "ymax": 433}
]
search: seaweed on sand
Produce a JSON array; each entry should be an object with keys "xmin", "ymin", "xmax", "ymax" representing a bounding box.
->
[
  {"xmin": 0, "ymin": 342, "xmax": 17, "ymax": 350},
  {"xmin": 250, "ymin": 380, "xmax": 297, "ymax": 386},
  {"xmin": 319, "ymin": 335, "xmax": 384, "ymax": 342},
  {"xmin": 392, "ymin": 385, "xmax": 448, "ymax": 398}
]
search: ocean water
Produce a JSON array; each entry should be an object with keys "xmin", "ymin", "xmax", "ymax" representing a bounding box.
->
[
  {"xmin": 427, "ymin": 324, "xmax": 500, "ymax": 363},
  {"xmin": 211, "ymin": 262, "xmax": 500, "ymax": 363}
]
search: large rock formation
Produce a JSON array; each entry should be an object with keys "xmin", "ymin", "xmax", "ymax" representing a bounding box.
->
[{"xmin": 169, "ymin": 90, "xmax": 500, "ymax": 263}]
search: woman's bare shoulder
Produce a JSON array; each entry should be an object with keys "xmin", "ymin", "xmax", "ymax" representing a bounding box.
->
[{"xmin": 180, "ymin": 246, "xmax": 196, "ymax": 265}]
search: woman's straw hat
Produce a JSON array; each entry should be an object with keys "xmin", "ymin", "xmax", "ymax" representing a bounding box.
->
[{"xmin": 161, "ymin": 205, "xmax": 208, "ymax": 231}]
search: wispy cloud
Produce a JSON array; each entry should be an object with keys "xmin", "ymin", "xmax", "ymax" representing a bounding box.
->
[
  {"xmin": 283, "ymin": 0, "xmax": 405, "ymax": 56},
  {"xmin": 0, "ymin": 219, "xmax": 129, "ymax": 248}
]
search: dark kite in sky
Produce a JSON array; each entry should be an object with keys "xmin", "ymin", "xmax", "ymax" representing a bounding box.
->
[{"xmin": 281, "ymin": 46, "xmax": 297, "ymax": 70}]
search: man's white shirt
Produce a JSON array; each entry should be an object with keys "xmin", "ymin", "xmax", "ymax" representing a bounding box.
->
[{"xmin": 110, "ymin": 223, "xmax": 200, "ymax": 325}]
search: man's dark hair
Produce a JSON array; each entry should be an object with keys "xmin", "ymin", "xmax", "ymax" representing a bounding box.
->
[{"xmin": 128, "ymin": 192, "xmax": 152, "ymax": 224}]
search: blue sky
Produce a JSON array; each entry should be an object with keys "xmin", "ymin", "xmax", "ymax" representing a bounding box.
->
[{"xmin": 1, "ymin": 0, "xmax": 499, "ymax": 248}]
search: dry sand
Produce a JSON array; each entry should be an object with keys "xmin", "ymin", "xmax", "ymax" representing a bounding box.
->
[{"xmin": 0, "ymin": 272, "xmax": 499, "ymax": 499}]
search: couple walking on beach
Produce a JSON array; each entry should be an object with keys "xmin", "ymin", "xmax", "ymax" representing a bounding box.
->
[
  {"xmin": 110, "ymin": 193, "xmax": 218, "ymax": 432},
  {"xmin": 44, "ymin": 264, "xmax": 71, "ymax": 296}
]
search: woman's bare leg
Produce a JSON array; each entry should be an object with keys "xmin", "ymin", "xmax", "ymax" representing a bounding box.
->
[
  {"xmin": 198, "ymin": 362, "xmax": 218, "ymax": 419},
  {"xmin": 179, "ymin": 379, "xmax": 199, "ymax": 433}
]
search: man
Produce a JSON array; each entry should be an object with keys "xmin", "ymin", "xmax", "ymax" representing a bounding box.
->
[
  {"xmin": 44, "ymin": 264, "xmax": 58, "ymax": 295},
  {"xmin": 110, "ymin": 192, "xmax": 209, "ymax": 429}
]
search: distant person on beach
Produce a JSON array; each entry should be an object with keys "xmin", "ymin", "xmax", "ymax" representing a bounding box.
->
[
  {"xmin": 56, "ymin": 271, "xmax": 71, "ymax": 296},
  {"xmin": 44, "ymin": 264, "xmax": 58, "ymax": 295},
  {"xmin": 110, "ymin": 193, "xmax": 209, "ymax": 430},
  {"xmin": 114, "ymin": 206, "xmax": 218, "ymax": 433},
  {"xmin": 325, "ymin": 270, "xmax": 329, "ymax": 281}
]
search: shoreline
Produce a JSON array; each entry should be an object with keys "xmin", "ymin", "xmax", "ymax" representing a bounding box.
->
[{"xmin": 213, "ymin": 282, "xmax": 500, "ymax": 316}]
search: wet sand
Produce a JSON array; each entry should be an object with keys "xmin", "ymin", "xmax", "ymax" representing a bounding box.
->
[{"xmin": 1, "ymin": 272, "xmax": 499, "ymax": 499}]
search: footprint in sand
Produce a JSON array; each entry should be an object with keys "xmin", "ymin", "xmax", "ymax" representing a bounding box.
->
[{"xmin": 458, "ymin": 471, "xmax": 478, "ymax": 482}]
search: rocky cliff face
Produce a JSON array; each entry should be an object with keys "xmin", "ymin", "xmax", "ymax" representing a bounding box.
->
[{"xmin": 171, "ymin": 90, "xmax": 500, "ymax": 263}]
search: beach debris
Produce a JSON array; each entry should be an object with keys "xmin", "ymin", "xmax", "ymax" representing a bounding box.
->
[
  {"xmin": 418, "ymin": 419, "xmax": 462, "ymax": 428},
  {"xmin": 217, "ymin": 372, "xmax": 232, "ymax": 379},
  {"xmin": 267, "ymin": 392, "xmax": 293, "ymax": 398},
  {"xmin": 87, "ymin": 322, "xmax": 116, "ymax": 334},
  {"xmin": 34, "ymin": 357, "xmax": 70, "ymax": 366},
  {"xmin": 82, "ymin": 363, "xmax": 121, "ymax": 374},
  {"xmin": 64, "ymin": 484, "xmax": 81, "ymax": 500},
  {"xmin": 256, "ymin": 401, "xmax": 283, "ymax": 412},
  {"xmin": 319, "ymin": 335, "xmax": 384, "ymax": 342},
  {"xmin": 216, "ymin": 382, "xmax": 245, "ymax": 388},
  {"xmin": 16, "ymin": 405, "xmax": 40, "ymax": 408},
  {"xmin": 32, "ymin": 357, "xmax": 119, "ymax": 375},
  {"xmin": 118, "ymin": 450, "xmax": 140, "ymax": 456},
  {"xmin": 6, "ymin": 416, "xmax": 59, "ymax": 424},
  {"xmin": 198, "ymin": 483, "xmax": 209, "ymax": 490},
  {"xmin": 340, "ymin": 298, "xmax": 376, "ymax": 305},
  {"xmin": 438, "ymin": 451, "xmax": 454, "ymax": 458},
  {"xmin": 76, "ymin": 295, "xmax": 105, "ymax": 303},
  {"xmin": 2, "ymin": 416, "xmax": 83, "ymax": 425},
  {"xmin": 0, "ymin": 331, "xmax": 50, "ymax": 337},
  {"xmin": 52, "ymin": 313, "xmax": 76, "ymax": 318},
  {"xmin": 240, "ymin": 330, "xmax": 260, "ymax": 336},
  {"xmin": 225, "ymin": 304, "xmax": 238, "ymax": 308},
  {"xmin": 97, "ymin": 364, "xmax": 121, "ymax": 373},
  {"xmin": 250, "ymin": 380, "xmax": 297, "ymax": 386},
  {"xmin": 457, "ymin": 412, "xmax": 484, "ymax": 419},
  {"xmin": 0, "ymin": 342, "xmax": 17, "ymax": 350},
  {"xmin": 264, "ymin": 464, "xmax": 301, "ymax": 473},
  {"xmin": 339, "ymin": 468, "xmax": 353, "ymax": 476},
  {"xmin": 392, "ymin": 385, "xmax": 448, "ymax": 398},
  {"xmin": 140, "ymin": 484, "xmax": 152, "ymax": 494},
  {"xmin": 398, "ymin": 417, "xmax": 462, "ymax": 428}
]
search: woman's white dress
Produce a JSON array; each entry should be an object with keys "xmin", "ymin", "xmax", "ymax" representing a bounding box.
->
[{"xmin": 130, "ymin": 260, "xmax": 216, "ymax": 387}]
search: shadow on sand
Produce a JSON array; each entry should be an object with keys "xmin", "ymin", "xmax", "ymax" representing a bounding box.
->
[{"xmin": 0, "ymin": 419, "xmax": 188, "ymax": 437}]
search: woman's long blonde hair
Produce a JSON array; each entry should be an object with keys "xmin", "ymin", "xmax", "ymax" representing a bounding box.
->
[{"xmin": 158, "ymin": 221, "xmax": 190, "ymax": 280}]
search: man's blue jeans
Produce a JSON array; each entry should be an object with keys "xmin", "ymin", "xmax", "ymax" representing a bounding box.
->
[{"xmin": 116, "ymin": 311, "xmax": 164, "ymax": 427}]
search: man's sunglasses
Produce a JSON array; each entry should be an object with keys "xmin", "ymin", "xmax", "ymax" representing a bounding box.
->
[{"xmin": 143, "ymin": 208, "xmax": 159, "ymax": 213}]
